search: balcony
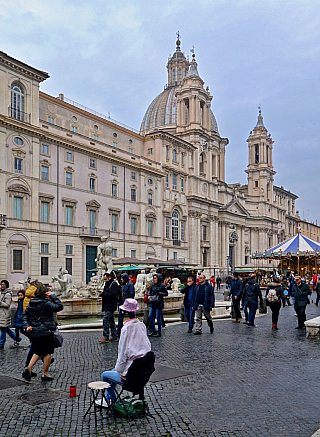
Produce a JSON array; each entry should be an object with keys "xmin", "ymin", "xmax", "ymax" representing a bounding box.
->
[
  {"xmin": 79, "ymin": 227, "xmax": 110, "ymax": 238},
  {"xmin": 172, "ymin": 240, "xmax": 181, "ymax": 246},
  {"xmin": 9, "ymin": 106, "xmax": 31, "ymax": 123},
  {"xmin": 0, "ymin": 214, "xmax": 7, "ymax": 228}
]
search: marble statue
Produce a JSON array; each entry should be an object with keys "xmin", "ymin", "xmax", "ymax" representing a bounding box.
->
[
  {"xmin": 171, "ymin": 277, "xmax": 181, "ymax": 294},
  {"xmin": 95, "ymin": 235, "xmax": 113, "ymax": 274},
  {"xmin": 146, "ymin": 268, "xmax": 157, "ymax": 290},
  {"xmin": 52, "ymin": 268, "xmax": 76, "ymax": 298},
  {"xmin": 135, "ymin": 270, "xmax": 147, "ymax": 296}
]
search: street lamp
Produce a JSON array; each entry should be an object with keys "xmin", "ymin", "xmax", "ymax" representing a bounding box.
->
[{"xmin": 297, "ymin": 250, "xmax": 300, "ymax": 275}]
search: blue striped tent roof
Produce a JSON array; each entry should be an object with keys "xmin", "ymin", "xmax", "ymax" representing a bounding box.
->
[{"xmin": 266, "ymin": 233, "xmax": 320, "ymax": 254}]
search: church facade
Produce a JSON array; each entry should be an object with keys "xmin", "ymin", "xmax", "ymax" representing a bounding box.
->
[{"xmin": 0, "ymin": 39, "xmax": 298, "ymax": 287}]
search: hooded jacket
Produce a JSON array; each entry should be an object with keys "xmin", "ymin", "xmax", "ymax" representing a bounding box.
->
[
  {"xmin": 148, "ymin": 273, "xmax": 168, "ymax": 309},
  {"xmin": 242, "ymin": 278, "xmax": 262, "ymax": 304},
  {"xmin": 101, "ymin": 279, "xmax": 119, "ymax": 312},
  {"xmin": 23, "ymin": 294, "xmax": 63, "ymax": 338},
  {"xmin": 121, "ymin": 273, "xmax": 135, "ymax": 300},
  {"xmin": 0, "ymin": 288, "xmax": 12, "ymax": 328},
  {"xmin": 291, "ymin": 281, "xmax": 310, "ymax": 307}
]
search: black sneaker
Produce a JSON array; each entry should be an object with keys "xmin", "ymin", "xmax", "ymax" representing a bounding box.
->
[
  {"xmin": 155, "ymin": 333, "xmax": 161, "ymax": 337},
  {"xmin": 149, "ymin": 332, "xmax": 157, "ymax": 337},
  {"xmin": 22, "ymin": 368, "xmax": 31, "ymax": 382},
  {"xmin": 194, "ymin": 331, "xmax": 202, "ymax": 335},
  {"xmin": 210, "ymin": 325, "xmax": 214, "ymax": 334}
]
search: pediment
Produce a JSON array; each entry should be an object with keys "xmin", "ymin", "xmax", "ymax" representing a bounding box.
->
[
  {"xmin": 86, "ymin": 199, "xmax": 101, "ymax": 209},
  {"xmin": 220, "ymin": 199, "xmax": 250, "ymax": 217}
]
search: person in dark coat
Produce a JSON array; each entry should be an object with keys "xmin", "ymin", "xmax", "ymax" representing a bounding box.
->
[
  {"xmin": 265, "ymin": 280, "xmax": 282, "ymax": 330},
  {"xmin": 12, "ymin": 289, "xmax": 25, "ymax": 347},
  {"xmin": 180, "ymin": 276, "xmax": 195, "ymax": 332},
  {"xmin": 99, "ymin": 272, "xmax": 119, "ymax": 343},
  {"xmin": 148, "ymin": 273, "xmax": 168, "ymax": 337},
  {"xmin": 291, "ymin": 275, "xmax": 310, "ymax": 329},
  {"xmin": 22, "ymin": 286, "xmax": 63, "ymax": 382},
  {"xmin": 242, "ymin": 274, "xmax": 262, "ymax": 327},
  {"xmin": 227, "ymin": 272, "xmax": 243, "ymax": 322},
  {"xmin": 192, "ymin": 274, "xmax": 215, "ymax": 335},
  {"xmin": 315, "ymin": 277, "xmax": 320, "ymax": 306},
  {"xmin": 216, "ymin": 276, "xmax": 221, "ymax": 290},
  {"xmin": 241, "ymin": 277, "xmax": 249, "ymax": 324},
  {"xmin": 117, "ymin": 273, "xmax": 135, "ymax": 337}
]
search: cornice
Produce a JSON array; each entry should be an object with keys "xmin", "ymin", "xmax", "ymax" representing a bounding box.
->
[{"xmin": 0, "ymin": 51, "xmax": 49, "ymax": 82}]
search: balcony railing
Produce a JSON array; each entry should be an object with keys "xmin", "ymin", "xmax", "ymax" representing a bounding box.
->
[
  {"xmin": 79, "ymin": 227, "xmax": 110, "ymax": 237},
  {"xmin": 0, "ymin": 214, "xmax": 7, "ymax": 227},
  {"xmin": 9, "ymin": 106, "xmax": 31, "ymax": 123},
  {"xmin": 173, "ymin": 240, "xmax": 181, "ymax": 246}
]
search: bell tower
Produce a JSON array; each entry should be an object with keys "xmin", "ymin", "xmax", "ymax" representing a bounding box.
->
[
  {"xmin": 166, "ymin": 32, "xmax": 189, "ymax": 87},
  {"xmin": 245, "ymin": 108, "xmax": 276, "ymax": 200}
]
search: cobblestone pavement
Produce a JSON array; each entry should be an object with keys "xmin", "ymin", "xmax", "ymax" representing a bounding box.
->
[{"xmin": 0, "ymin": 301, "xmax": 320, "ymax": 437}]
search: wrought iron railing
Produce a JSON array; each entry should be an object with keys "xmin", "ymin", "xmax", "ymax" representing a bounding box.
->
[
  {"xmin": 9, "ymin": 106, "xmax": 31, "ymax": 123},
  {"xmin": 0, "ymin": 214, "xmax": 7, "ymax": 227}
]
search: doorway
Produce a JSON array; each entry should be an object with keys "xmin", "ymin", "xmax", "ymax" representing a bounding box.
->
[{"xmin": 86, "ymin": 245, "xmax": 97, "ymax": 284}]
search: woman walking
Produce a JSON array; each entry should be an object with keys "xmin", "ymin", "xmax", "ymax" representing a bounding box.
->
[
  {"xmin": 147, "ymin": 274, "xmax": 168, "ymax": 337},
  {"xmin": 265, "ymin": 280, "xmax": 282, "ymax": 330},
  {"xmin": 22, "ymin": 286, "xmax": 63, "ymax": 381},
  {"xmin": 0, "ymin": 280, "xmax": 20, "ymax": 348}
]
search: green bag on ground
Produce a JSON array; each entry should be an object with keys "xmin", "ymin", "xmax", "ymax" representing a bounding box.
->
[{"xmin": 112, "ymin": 396, "xmax": 146, "ymax": 418}]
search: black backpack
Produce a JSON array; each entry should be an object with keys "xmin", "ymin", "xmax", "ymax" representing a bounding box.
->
[{"xmin": 116, "ymin": 282, "xmax": 124, "ymax": 306}]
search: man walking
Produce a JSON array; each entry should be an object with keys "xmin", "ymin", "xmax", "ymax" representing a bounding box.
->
[
  {"xmin": 180, "ymin": 276, "xmax": 196, "ymax": 333},
  {"xmin": 192, "ymin": 274, "xmax": 215, "ymax": 335},
  {"xmin": 216, "ymin": 276, "xmax": 221, "ymax": 290},
  {"xmin": 291, "ymin": 275, "xmax": 310, "ymax": 329},
  {"xmin": 117, "ymin": 273, "xmax": 135, "ymax": 337},
  {"xmin": 242, "ymin": 274, "xmax": 262, "ymax": 327},
  {"xmin": 227, "ymin": 272, "xmax": 242, "ymax": 322},
  {"xmin": 99, "ymin": 273, "xmax": 119, "ymax": 344}
]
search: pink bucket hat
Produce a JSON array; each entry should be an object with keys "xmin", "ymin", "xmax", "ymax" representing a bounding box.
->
[{"xmin": 119, "ymin": 298, "xmax": 139, "ymax": 313}]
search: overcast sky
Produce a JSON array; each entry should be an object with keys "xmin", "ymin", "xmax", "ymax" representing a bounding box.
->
[{"xmin": 1, "ymin": 0, "xmax": 319, "ymax": 222}]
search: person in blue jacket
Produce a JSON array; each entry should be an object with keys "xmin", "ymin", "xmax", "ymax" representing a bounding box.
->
[
  {"xmin": 227, "ymin": 272, "xmax": 243, "ymax": 323},
  {"xmin": 117, "ymin": 273, "xmax": 135, "ymax": 337}
]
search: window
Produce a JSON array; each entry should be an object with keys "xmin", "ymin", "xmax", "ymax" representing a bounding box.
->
[
  {"xmin": 172, "ymin": 173, "xmax": 177, "ymax": 190},
  {"xmin": 72, "ymin": 116, "xmax": 77, "ymax": 122},
  {"xmin": 131, "ymin": 171, "xmax": 136, "ymax": 180},
  {"xmin": 148, "ymin": 193, "xmax": 152, "ymax": 205},
  {"xmin": 41, "ymin": 165, "xmax": 49, "ymax": 180},
  {"xmin": 129, "ymin": 139, "xmax": 133, "ymax": 144},
  {"xmin": 89, "ymin": 159, "xmax": 96, "ymax": 168},
  {"xmin": 111, "ymin": 183, "xmax": 117, "ymax": 197},
  {"xmin": 129, "ymin": 148, "xmax": 134, "ymax": 154},
  {"xmin": 40, "ymin": 201, "xmax": 49, "ymax": 223},
  {"xmin": 255, "ymin": 144, "xmax": 259, "ymax": 164},
  {"xmin": 41, "ymin": 257, "xmax": 49, "ymax": 275},
  {"xmin": 165, "ymin": 173, "xmax": 169, "ymax": 188},
  {"xmin": 131, "ymin": 250, "xmax": 136, "ymax": 258},
  {"xmin": 89, "ymin": 178, "xmax": 95, "ymax": 192},
  {"xmin": 181, "ymin": 153, "xmax": 184, "ymax": 165},
  {"xmin": 148, "ymin": 178, "xmax": 153, "ymax": 185},
  {"xmin": 14, "ymin": 137, "xmax": 23, "ymax": 146},
  {"xmin": 113, "ymin": 132, "xmax": 118, "ymax": 138},
  {"xmin": 71, "ymin": 126, "xmax": 78, "ymax": 133},
  {"xmin": 131, "ymin": 189, "xmax": 136, "ymax": 202},
  {"xmin": 172, "ymin": 149, "xmax": 177, "ymax": 162},
  {"xmin": 165, "ymin": 217, "xmax": 170, "ymax": 239},
  {"xmin": 14, "ymin": 157, "xmax": 23, "ymax": 173},
  {"xmin": 113, "ymin": 141, "xmax": 118, "ymax": 148},
  {"xmin": 111, "ymin": 214, "xmax": 117, "ymax": 232},
  {"xmin": 89, "ymin": 210, "xmax": 96, "ymax": 233},
  {"xmin": 94, "ymin": 124, "xmax": 99, "ymax": 130},
  {"xmin": 13, "ymin": 196, "xmax": 22, "ymax": 219},
  {"xmin": 181, "ymin": 221, "xmax": 185, "ymax": 241},
  {"xmin": 202, "ymin": 225, "xmax": 207, "ymax": 241},
  {"xmin": 13, "ymin": 249, "xmax": 23, "ymax": 270},
  {"xmin": 112, "ymin": 165, "xmax": 117, "ymax": 175},
  {"xmin": 173, "ymin": 69, "xmax": 176, "ymax": 82},
  {"xmin": 11, "ymin": 82, "xmax": 24, "ymax": 121},
  {"xmin": 66, "ymin": 258, "xmax": 72, "ymax": 275},
  {"xmin": 166, "ymin": 146, "xmax": 169, "ymax": 159},
  {"xmin": 178, "ymin": 68, "xmax": 182, "ymax": 81},
  {"xmin": 41, "ymin": 243, "xmax": 49, "ymax": 254},
  {"xmin": 66, "ymin": 151, "xmax": 73, "ymax": 162},
  {"xmin": 147, "ymin": 220, "xmax": 153, "ymax": 237},
  {"xmin": 65, "ymin": 245, "xmax": 73, "ymax": 255},
  {"xmin": 181, "ymin": 178, "xmax": 184, "ymax": 192},
  {"xmin": 173, "ymin": 251, "xmax": 178, "ymax": 260},
  {"xmin": 47, "ymin": 116, "xmax": 55, "ymax": 124},
  {"xmin": 41, "ymin": 144, "xmax": 49, "ymax": 155},
  {"xmin": 65, "ymin": 206, "xmax": 73, "ymax": 226},
  {"xmin": 147, "ymin": 148, "xmax": 153, "ymax": 155},
  {"xmin": 66, "ymin": 172, "xmax": 72, "ymax": 186},
  {"xmin": 131, "ymin": 217, "xmax": 137, "ymax": 234},
  {"xmin": 172, "ymin": 210, "xmax": 179, "ymax": 240},
  {"xmin": 112, "ymin": 248, "xmax": 117, "ymax": 257},
  {"xmin": 93, "ymin": 134, "xmax": 99, "ymax": 141},
  {"xmin": 255, "ymin": 180, "xmax": 259, "ymax": 188}
]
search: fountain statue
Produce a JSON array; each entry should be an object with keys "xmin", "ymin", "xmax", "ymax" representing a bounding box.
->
[
  {"xmin": 52, "ymin": 268, "xmax": 77, "ymax": 298},
  {"xmin": 135, "ymin": 270, "xmax": 147, "ymax": 297},
  {"xmin": 171, "ymin": 277, "xmax": 181, "ymax": 294}
]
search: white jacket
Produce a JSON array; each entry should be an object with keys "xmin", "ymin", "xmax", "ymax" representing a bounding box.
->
[{"xmin": 115, "ymin": 318, "xmax": 151, "ymax": 377}]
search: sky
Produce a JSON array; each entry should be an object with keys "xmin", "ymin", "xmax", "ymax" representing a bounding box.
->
[{"xmin": 1, "ymin": 0, "xmax": 319, "ymax": 222}]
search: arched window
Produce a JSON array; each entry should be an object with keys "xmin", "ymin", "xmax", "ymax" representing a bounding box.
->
[
  {"xmin": 172, "ymin": 210, "xmax": 179, "ymax": 241},
  {"xmin": 199, "ymin": 152, "xmax": 205, "ymax": 174},
  {"xmin": 172, "ymin": 149, "xmax": 177, "ymax": 162},
  {"xmin": 11, "ymin": 82, "xmax": 25, "ymax": 121},
  {"xmin": 173, "ymin": 69, "xmax": 176, "ymax": 83},
  {"xmin": 254, "ymin": 144, "xmax": 259, "ymax": 164},
  {"xmin": 178, "ymin": 68, "xmax": 182, "ymax": 81}
]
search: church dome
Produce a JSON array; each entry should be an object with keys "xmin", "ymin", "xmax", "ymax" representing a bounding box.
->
[{"xmin": 140, "ymin": 85, "xmax": 219, "ymax": 135}]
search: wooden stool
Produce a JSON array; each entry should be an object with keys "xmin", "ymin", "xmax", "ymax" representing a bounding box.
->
[{"xmin": 84, "ymin": 381, "xmax": 111, "ymax": 426}]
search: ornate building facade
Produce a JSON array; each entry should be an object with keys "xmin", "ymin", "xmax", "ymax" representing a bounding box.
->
[{"xmin": 0, "ymin": 39, "xmax": 298, "ymax": 287}]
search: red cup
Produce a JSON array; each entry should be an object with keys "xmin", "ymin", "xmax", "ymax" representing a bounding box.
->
[{"xmin": 69, "ymin": 386, "xmax": 76, "ymax": 397}]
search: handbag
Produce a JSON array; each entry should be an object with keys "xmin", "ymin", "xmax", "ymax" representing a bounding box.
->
[
  {"xmin": 52, "ymin": 328, "xmax": 63, "ymax": 348},
  {"xmin": 148, "ymin": 294, "xmax": 160, "ymax": 303}
]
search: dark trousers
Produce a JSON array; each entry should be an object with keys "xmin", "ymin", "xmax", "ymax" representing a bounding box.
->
[
  {"xmin": 184, "ymin": 306, "xmax": 195, "ymax": 330},
  {"xmin": 232, "ymin": 298, "xmax": 241, "ymax": 320},
  {"xmin": 117, "ymin": 309, "xmax": 135, "ymax": 336},
  {"xmin": 296, "ymin": 305, "xmax": 307, "ymax": 328},
  {"xmin": 269, "ymin": 302, "xmax": 281, "ymax": 326},
  {"xmin": 103, "ymin": 310, "xmax": 117, "ymax": 340},
  {"xmin": 247, "ymin": 301, "xmax": 258, "ymax": 326}
]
